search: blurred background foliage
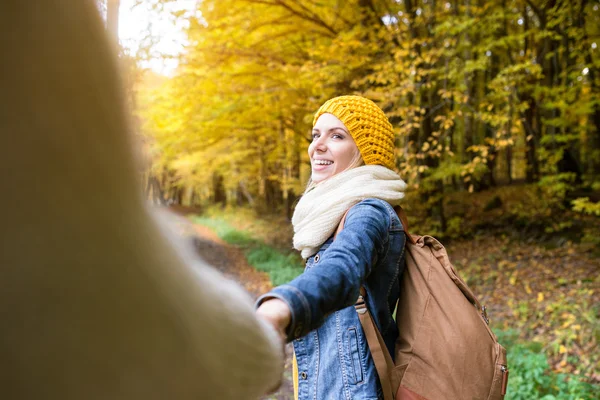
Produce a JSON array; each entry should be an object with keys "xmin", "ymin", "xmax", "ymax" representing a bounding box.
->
[
  {"xmin": 98, "ymin": 0, "xmax": 599, "ymax": 396},
  {"xmin": 133, "ymin": 0, "xmax": 599, "ymax": 228}
]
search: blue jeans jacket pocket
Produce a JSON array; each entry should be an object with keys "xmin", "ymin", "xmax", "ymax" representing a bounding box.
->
[{"xmin": 347, "ymin": 327, "xmax": 364, "ymax": 384}]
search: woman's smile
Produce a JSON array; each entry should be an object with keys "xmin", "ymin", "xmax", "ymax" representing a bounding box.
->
[
  {"xmin": 312, "ymin": 159, "xmax": 334, "ymax": 170},
  {"xmin": 308, "ymin": 113, "xmax": 360, "ymax": 183}
]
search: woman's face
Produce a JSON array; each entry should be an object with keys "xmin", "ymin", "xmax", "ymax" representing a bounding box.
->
[{"xmin": 309, "ymin": 113, "xmax": 360, "ymax": 184}]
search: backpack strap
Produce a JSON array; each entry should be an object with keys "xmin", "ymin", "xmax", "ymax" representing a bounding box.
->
[
  {"xmin": 334, "ymin": 207, "xmax": 398, "ymax": 400},
  {"xmin": 394, "ymin": 205, "xmax": 417, "ymax": 245},
  {"xmin": 355, "ymin": 288, "xmax": 395, "ymax": 400},
  {"xmin": 334, "ymin": 210, "xmax": 349, "ymax": 239}
]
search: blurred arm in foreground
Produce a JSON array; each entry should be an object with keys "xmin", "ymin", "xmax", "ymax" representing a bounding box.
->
[{"xmin": 0, "ymin": 1, "xmax": 283, "ymax": 399}]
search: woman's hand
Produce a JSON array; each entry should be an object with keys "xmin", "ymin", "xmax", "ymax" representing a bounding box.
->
[{"xmin": 256, "ymin": 298, "xmax": 292, "ymax": 341}]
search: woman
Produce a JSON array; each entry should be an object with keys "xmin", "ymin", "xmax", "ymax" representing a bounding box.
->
[
  {"xmin": 256, "ymin": 95, "xmax": 407, "ymax": 399},
  {"xmin": 0, "ymin": 1, "xmax": 283, "ymax": 399}
]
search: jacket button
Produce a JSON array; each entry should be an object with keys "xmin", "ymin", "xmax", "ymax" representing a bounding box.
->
[
  {"xmin": 314, "ymin": 254, "xmax": 320, "ymax": 263},
  {"xmin": 300, "ymin": 372, "xmax": 308, "ymax": 380}
]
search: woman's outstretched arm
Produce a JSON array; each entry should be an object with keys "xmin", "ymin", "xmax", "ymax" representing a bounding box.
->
[{"xmin": 257, "ymin": 199, "xmax": 393, "ymax": 342}]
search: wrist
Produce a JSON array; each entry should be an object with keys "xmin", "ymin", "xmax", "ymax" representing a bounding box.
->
[{"xmin": 256, "ymin": 298, "xmax": 291, "ymax": 332}]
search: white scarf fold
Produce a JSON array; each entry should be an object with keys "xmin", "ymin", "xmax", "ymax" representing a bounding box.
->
[{"xmin": 292, "ymin": 165, "xmax": 407, "ymax": 259}]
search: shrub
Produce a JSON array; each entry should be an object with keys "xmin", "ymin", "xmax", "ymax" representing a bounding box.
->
[{"xmin": 495, "ymin": 330, "xmax": 597, "ymax": 400}]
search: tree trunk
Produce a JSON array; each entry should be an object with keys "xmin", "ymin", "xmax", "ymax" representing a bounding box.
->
[
  {"xmin": 147, "ymin": 176, "xmax": 166, "ymax": 206},
  {"xmin": 212, "ymin": 173, "xmax": 226, "ymax": 206},
  {"xmin": 579, "ymin": 0, "xmax": 600, "ymax": 175},
  {"xmin": 106, "ymin": 0, "xmax": 120, "ymax": 47}
]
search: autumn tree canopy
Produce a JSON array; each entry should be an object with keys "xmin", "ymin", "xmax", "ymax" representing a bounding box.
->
[{"xmin": 138, "ymin": 0, "xmax": 600, "ymax": 225}]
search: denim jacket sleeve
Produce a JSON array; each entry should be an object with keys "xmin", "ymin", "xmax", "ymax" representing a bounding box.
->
[{"xmin": 256, "ymin": 198, "xmax": 392, "ymax": 342}]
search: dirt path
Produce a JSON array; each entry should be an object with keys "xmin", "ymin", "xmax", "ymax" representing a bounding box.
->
[
  {"xmin": 172, "ymin": 214, "xmax": 295, "ymax": 400},
  {"xmin": 190, "ymin": 224, "xmax": 275, "ymax": 298}
]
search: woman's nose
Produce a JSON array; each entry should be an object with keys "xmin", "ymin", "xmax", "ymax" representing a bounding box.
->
[{"xmin": 313, "ymin": 137, "xmax": 327, "ymax": 152}]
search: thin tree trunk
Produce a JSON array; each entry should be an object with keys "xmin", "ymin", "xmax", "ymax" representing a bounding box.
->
[
  {"xmin": 579, "ymin": 0, "xmax": 600, "ymax": 174},
  {"xmin": 106, "ymin": 0, "xmax": 120, "ymax": 46},
  {"xmin": 148, "ymin": 176, "xmax": 166, "ymax": 206}
]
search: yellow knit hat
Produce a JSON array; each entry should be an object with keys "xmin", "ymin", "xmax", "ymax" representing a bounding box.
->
[{"xmin": 313, "ymin": 95, "xmax": 396, "ymax": 170}]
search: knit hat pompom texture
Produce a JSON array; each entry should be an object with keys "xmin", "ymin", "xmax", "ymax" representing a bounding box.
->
[{"xmin": 313, "ymin": 95, "xmax": 396, "ymax": 170}]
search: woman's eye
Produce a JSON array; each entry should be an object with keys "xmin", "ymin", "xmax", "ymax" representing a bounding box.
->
[
  {"xmin": 332, "ymin": 133, "xmax": 344, "ymax": 139},
  {"xmin": 312, "ymin": 133, "xmax": 320, "ymax": 140}
]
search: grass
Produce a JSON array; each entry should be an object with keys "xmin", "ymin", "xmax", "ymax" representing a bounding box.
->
[
  {"xmin": 192, "ymin": 206, "xmax": 599, "ymax": 397},
  {"xmin": 191, "ymin": 215, "xmax": 303, "ymax": 286}
]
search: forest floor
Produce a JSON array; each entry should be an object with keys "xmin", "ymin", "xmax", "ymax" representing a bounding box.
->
[
  {"xmin": 169, "ymin": 204, "xmax": 600, "ymax": 393},
  {"xmin": 170, "ymin": 211, "xmax": 295, "ymax": 400}
]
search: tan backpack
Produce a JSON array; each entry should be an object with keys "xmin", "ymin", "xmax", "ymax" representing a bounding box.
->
[{"xmin": 339, "ymin": 206, "xmax": 509, "ymax": 400}]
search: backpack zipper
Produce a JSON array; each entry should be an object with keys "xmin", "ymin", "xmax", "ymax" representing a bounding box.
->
[
  {"xmin": 481, "ymin": 305, "xmax": 490, "ymax": 324},
  {"xmin": 500, "ymin": 365, "xmax": 509, "ymax": 396},
  {"xmin": 355, "ymin": 295, "xmax": 367, "ymax": 314}
]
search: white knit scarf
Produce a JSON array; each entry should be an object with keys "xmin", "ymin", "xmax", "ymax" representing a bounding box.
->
[{"xmin": 292, "ymin": 165, "xmax": 407, "ymax": 259}]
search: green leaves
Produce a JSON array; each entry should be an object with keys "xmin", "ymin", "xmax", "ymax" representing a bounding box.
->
[
  {"xmin": 572, "ymin": 197, "xmax": 600, "ymax": 216},
  {"xmin": 137, "ymin": 0, "xmax": 600, "ymax": 218}
]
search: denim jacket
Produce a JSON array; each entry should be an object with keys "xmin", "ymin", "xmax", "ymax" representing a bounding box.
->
[{"xmin": 257, "ymin": 198, "xmax": 406, "ymax": 400}]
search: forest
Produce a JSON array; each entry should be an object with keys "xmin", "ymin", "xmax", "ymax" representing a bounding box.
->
[
  {"xmin": 101, "ymin": 0, "xmax": 599, "ymax": 397},
  {"xmin": 134, "ymin": 0, "xmax": 599, "ymax": 226}
]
